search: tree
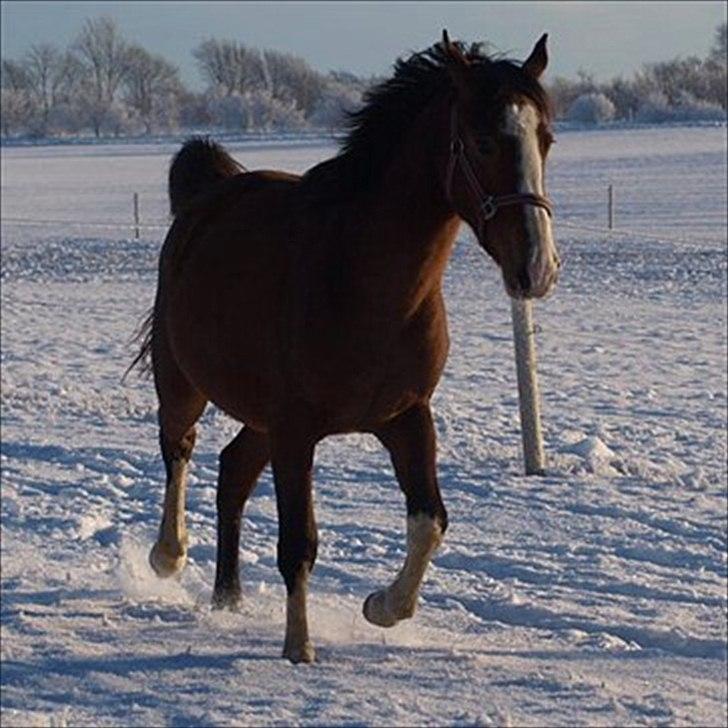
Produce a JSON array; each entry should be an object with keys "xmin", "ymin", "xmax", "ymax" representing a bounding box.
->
[
  {"xmin": 546, "ymin": 69, "xmax": 597, "ymax": 119},
  {"xmin": 261, "ymin": 48, "xmax": 325, "ymax": 116},
  {"xmin": 601, "ymin": 76, "xmax": 641, "ymax": 120},
  {"xmin": 193, "ymin": 39, "xmax": 265, "ymax": 96},
  {"xmin": 709, "ymin": 22, "xmax": 727, "ymax": 66},
  {"xmin": 123, "ymin": 45, "xmax": 183, "ymax": 133},
  {"xmin": 309, "ymin": 75, "xmax": 363, "ymax": 130},
  {"xmin": 1, "ymin": 59, "xmax": 33, "ymax": 136},
  {"xmin": 23, "ymin": 44, "xmax": 82, "ymax": 135},
  {"xmin": 566, "ymin": 92, "xmax": 616, "ymax": 124},
  {"xmin": 72, "ymin": 16, "xmax": 130, "ymax": 136}
]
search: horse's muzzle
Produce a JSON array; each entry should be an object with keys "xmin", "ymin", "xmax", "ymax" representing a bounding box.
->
[{"xmin": 505, "ymin": 255, "xmax": 561, "ymax": 300}]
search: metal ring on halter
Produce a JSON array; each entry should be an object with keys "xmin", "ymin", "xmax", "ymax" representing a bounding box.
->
[{"xmin": 479, "ymin": 196, "xmax": 498, "ymax": 221}]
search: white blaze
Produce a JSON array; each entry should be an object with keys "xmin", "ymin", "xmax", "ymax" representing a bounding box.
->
[{"xmin": 502, "ymin": 103, "xmax": 559, "ymax": 296}]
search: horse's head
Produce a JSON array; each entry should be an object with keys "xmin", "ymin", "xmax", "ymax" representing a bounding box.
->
[{"xmin": 441, "ymin": 32, "xmax": 560, "ymax": 299}]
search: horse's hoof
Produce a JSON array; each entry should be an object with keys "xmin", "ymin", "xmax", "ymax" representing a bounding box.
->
[
  {"xmin": 211, "ymin": 587, "xmax": 242, "ymax": 611},
  {"xmin": 282, "ymin": 640, "xmax": 316, "ymax": 664},
  {"xmin": 363, "ymin": 590, "xmax": 415, "ymax": 627},
  {"xmin": 149, "ymin": 542, "xmax": 186, "ymax": 578}
]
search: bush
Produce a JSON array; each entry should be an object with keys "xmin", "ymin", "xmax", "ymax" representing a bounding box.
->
[
  {"xmin": 566, "ymin": 93, "xmax": 616, "ymax": 124},
  {"xmin": 635, "ymin": 90, "xmax": 727, "ymax": 123},
  {"xmin": 244, "ymin": 88, "xmax": 307, "ymax": 131},
  {"xmin": 206, "ymin": 89, "xmax": 308, "ymax": 131}
]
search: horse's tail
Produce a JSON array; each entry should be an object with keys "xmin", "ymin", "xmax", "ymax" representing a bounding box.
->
[
  {"xmin": 122, "ymin": 307, "xmax": 154, "ymax": 382},
  {"xmin": 168, "ymin": 137, "xmax": 245, "ymax": 217}
]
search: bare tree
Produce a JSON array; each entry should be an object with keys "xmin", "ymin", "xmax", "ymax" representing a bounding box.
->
[
  {"xmin": 72, "ymin": 16, "xmax": 130, "ymax": 136},
  {"xmin": 261, "ymin": 48, "xmax": 325, "ymax": 116},
  {"xmin": 124, "ymin": 45, "xmax": 183, "ymax": 133},
  {"xmin": 23, "ymin": 44, "xmax": 82, "ymax": 134},
  {"xmin": 709, "ymin": 22, "xmax": 727, "ymax": 66},
  {"xmin": 1, "ymin": 59, "xmax": 33, "ymax": 136},
  {"xmin": 1, "ymin": 58, "xmax": 30, "ymax": 91},
  {"xmin": 193, "ymin": 39, "xmax": 264, "ymax": 96}
]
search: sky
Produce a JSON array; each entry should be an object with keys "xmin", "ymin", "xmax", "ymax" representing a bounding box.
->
[{"xmin": 1, "ymin": 1, "xmax": 725, "ymax": 89}]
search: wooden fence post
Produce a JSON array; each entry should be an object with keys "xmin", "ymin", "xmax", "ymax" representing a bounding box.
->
[
  {"xmin": 608, "ymin": 184, "xmax": 614, "ymax": 230},
  {"xmin": 133, "ymin": 193, "xmax": 140, "ymax": 239},
  {"xmin": 510, "ymin": 298, "xmax": 546, "ymax": 475}
]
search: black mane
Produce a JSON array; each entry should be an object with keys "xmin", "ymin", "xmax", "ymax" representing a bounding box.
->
[{"xmin": 302, "ymin": 40, "xmax": 551, "ymax": 201}]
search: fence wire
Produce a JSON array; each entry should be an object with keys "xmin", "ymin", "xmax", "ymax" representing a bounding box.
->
[{"xmin": 2, "ymin": 214, "xmax": 724, "ymax": 248}]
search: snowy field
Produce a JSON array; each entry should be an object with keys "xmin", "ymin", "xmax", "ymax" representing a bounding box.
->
[{"xmin": 1, "ymin": 125, "xmax": 726, "ymax": 727}]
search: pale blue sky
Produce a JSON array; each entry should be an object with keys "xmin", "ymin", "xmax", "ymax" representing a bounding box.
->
[{"xmin": 1, "ymin": 1, "xmax": 725, "ymax": 87}]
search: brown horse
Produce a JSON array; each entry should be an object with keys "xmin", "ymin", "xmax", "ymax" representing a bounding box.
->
[{"xmin": 132, "ymin": 32, "xmax": 560, "ymax": 663}]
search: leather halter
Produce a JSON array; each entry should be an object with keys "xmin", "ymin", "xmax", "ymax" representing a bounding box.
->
[{"xmin": 444, "ymin": 107, "xmax": 553, "ymax": 240}]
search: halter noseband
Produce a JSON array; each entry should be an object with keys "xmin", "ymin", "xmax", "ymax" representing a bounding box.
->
[{"xmin": 444, "ymin": 107, "xmax": 553, "ymax": 239}]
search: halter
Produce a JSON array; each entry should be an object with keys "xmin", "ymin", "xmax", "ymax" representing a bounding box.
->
[{"xmin": 444, "ymin": 106, "xmax": 553, "ymax": 240}]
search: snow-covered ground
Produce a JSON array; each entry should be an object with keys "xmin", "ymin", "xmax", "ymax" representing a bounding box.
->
[{"xmin": 1, "ymin": 125, "xmax": 726, "ymax": 727}]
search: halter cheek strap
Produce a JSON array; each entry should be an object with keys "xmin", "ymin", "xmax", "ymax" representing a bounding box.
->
[{"xmin": 444, "ymin": 107, "xmax": 553, "ymax": 239}]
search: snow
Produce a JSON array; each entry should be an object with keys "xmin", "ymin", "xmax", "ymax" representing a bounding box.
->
[{"xmin": 2, "ymin": 126, "xmax": 727, "ymax": 726}]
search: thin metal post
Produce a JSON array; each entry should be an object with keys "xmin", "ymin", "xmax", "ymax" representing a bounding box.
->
[
  {"xmin": 608, "ymin": 184, "xmax": 614, "ymax": 230},
  {"xmin": 510, "ymin": 298, "xmax": 546, "ymax": 475},
  {"xmin": 133, "ymin": 192, "xmax": 140, "ymax": 239}
]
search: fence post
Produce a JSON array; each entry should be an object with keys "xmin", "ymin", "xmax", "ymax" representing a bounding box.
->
[
  {"xmin": 608, "ymin": 184, "xmax": 614, "ymax": 230},
  {"xmin": 133, "ymin": 192, "xmax": 140, "ymax": 239},
  {"xmin": 510, "ymin": 298, "xmax": 546, "ymax": 475}
]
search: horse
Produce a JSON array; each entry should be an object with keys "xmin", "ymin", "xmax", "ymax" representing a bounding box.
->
[{"xmin": 130, "ymin": 31, "xmax": 560, "ymax": 663}]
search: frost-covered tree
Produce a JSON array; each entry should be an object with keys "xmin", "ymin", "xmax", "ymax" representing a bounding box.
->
[
  {"xmin": 547, "ymin": 69, "xmax": 598, "ymax": 119},
  {"xmin": 72, "ymin": 16, "xmax": 130, "ymax": 136},
  {"xmin": 206, "ymin": 87, "xmax": 307, "ymax": 132},
  {"xmin": 308, "ymin": 76, "xmax": 363, "ymax": 130},
  {"xmin": 123, "ymin": 45, "xmax": 183, "ymax": 134},
  {"xmin": 709, "ymin": 22, "xmax": 727, "ymax": 66},
  {"xmin": 636, "ymin": 89, "xmax": 726, "ymax": 123},
  {"xmin": 22, "ymin": 45, "xmax": 82, "ymax": 135},
  {"xmin": 177, "ymin": 90, "xmax": 214, "ymax": 129},
  {"xmin": 193, "ymin": 39, "xmax": 265, "ymax": 96},
  {"xmin": 244, "ymin": 87, "xmax": 307, "ymax": 130},
  {"xmin": 261, "ymin": 48, "xmax": 325, "ymax": 116},
  {"xmin": 0, "ymin": 89, "xmax": 32, "ymax": 136},
  {"xmin": 1, "ymin": 59, "xmax": 33, "ymax": 136},
  {"xmin": 206, "ymin": 91, "xmax": 248, "ymax": 129},
  {"xmin": 566, "ymin": 92, "xmax": 616, "ymax": 124}
]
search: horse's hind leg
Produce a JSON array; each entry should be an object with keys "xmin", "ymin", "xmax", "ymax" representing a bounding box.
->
[
  {"xmin": 365, "ymin": 403, "xmax": 448, "ymax": 627},
  {"xmin": 213, "ymin": 426, "xmax": 270, "ymax": 609},
  {"xmin": 149, "ymin": 344, "xmax": 206, "ymax": 577}
]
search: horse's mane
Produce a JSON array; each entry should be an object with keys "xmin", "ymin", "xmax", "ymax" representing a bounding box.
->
[{"xmin": 301, "ymin": 40, "xmax": 552, "ymax": 202}]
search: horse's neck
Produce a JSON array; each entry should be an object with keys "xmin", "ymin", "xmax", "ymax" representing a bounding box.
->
[{"xmin": 345, "ymin": 98, "xmax": 460, "ymax": 312}]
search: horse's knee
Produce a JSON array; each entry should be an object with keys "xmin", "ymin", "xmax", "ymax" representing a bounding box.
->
[
  {"xmin": 277, "ymin": 532, "xmax": 318, "ymax": 593},
  {"xmin": 160, "ymin": 425, "xmax": 197, "ymax": 463}
]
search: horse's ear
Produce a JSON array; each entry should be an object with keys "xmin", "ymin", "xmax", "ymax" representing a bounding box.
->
[
  {"xmin": 523, "ymin": 33, "xmax": 548, "ymax": 79},
  {"xmin": 441, "ymin": 29, "xmax": 470, "ymax": 98}
]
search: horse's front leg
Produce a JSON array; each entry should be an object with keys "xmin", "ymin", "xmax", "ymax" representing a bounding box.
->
[
  {"xmin": 365, "ymin": 403, "xmax": 448, "ymax": 627},
  {"xmin": 270, "ymin": 422, "xmax": 318, "ymax": 664}
]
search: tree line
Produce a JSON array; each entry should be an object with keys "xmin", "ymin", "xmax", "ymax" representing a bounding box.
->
[
  {"xmin": 1, "ymin": 17, "xmax": 725, "ymax": 139},
  {"xmin": 0, "ymin": 16, "xmax": 369, "ymax": 138},
  {"xmin": 551, "ymin": 22, "xmax": 726, "ymax": 124}
]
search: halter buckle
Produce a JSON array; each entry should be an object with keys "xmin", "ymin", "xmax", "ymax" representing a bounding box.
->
[
  {"xmin": 480, "ymin": 196, "xmax": 498, "ymax": 221},
  {"xmin": 450, "ymin": 137, "xmax": 464, "ymax": 156}
]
